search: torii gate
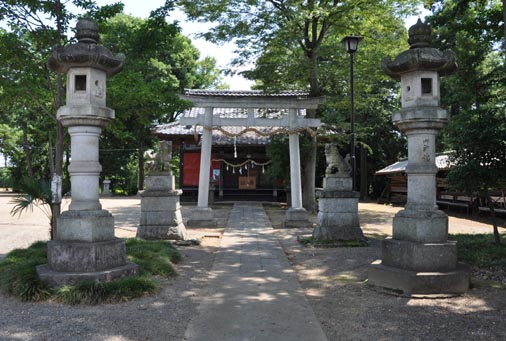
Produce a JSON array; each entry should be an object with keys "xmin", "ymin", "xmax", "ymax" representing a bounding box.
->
[{"xmin": 179, "ymin": 89, "xmax": 323, "ymax": 227}]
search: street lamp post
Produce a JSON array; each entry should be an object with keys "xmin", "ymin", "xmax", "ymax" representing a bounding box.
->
[{"xmin": 342, "ymin": 35, "xmax": 363, "ymax": 192}]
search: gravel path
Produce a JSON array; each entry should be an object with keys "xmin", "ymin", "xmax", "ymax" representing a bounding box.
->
[{"xmin": 266, "ymin": 205, "xmax": 506, "ymax": 341}]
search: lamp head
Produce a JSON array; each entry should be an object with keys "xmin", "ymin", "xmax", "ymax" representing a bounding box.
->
[{"xmin": 342, "ymin": 35, "xmax": 363, "ymax": 54}]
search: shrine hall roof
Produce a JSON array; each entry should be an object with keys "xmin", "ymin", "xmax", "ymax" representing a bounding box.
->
[{"xmin": 155, "ymin": 121, "xmax": 271, "ymax": 146}]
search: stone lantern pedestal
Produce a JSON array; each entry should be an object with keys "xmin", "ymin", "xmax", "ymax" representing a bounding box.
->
[
  {"xmin": 102, "ymin": 179, "xmax": 111, "ymax": 196},
  {"xmin": 368, "ymin": 20, "xmax": 469, "ymax": 296},
  {"xmin": 137, "ymin": 173, "xmax": 187, "ymax": 240},
  {"xmin": 36, "ymin": 19, "xmax": 138, "ymax": 287}
]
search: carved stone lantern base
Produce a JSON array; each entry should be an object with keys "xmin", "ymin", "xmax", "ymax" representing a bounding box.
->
[
  {"xmin": 369, "ymin": 261, "xmax": 470, "ymax": 297},
  {"xmin": 368, "ymin": 209, "xmax": 470, "ymax": 296},
  {"xmin": 37, "ymin": 235, "xmax": 138, "ymax": 287}
]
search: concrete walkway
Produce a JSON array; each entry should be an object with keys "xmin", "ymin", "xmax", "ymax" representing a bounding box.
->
[{"xmin": 184, "ymin": 203, "xmax": 327, "ymax": 341}]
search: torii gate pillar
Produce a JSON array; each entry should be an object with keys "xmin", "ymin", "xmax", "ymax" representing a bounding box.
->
[
  {"xmin": 187, "ymin": 107, "xmax": 216, "ymax": 227},
  {"xmin": 285, "ymin": 109, "xmax": 310, "ymax": 227}
]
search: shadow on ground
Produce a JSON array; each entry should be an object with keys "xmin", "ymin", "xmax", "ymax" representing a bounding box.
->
[{"xmin": 264, "ymin": 205, "xmax": 506, "ymax": 340}]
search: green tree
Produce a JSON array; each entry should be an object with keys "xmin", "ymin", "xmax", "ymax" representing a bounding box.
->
[
  {"xmin": 179, "ymin": 0, "xmax": 419, "ymax": 210},
  {"xmin": 425, "ymin": 0, "xmax": 505, "ymax": 114},
  {"xmin": 0, "ymin": 124, "xmax": 22, "ymax": 168},
  {"xmin": 0, "ymin": 1, "xmax": 123, "ymax": 235},
  {"xmin": 100, "ymin": 13, "xmax": 224, "ymax": 191},
  {"xmin": 425, "ymin": 1, "xmax": 506, "ymax": 244},
  {"xmin": 446, "ymin": 108, "xmax": 506, "ymax": 245}
]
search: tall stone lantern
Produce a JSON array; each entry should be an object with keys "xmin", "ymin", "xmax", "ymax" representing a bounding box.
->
[
  {"xmin": 37, "ymin": 19, "xmax": 138, "ymax": 286},
  {"xmin": 368, "ymin": 20, "xmax": 469, "ymax": 296}
]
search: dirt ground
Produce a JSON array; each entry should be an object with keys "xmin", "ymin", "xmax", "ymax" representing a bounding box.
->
[
  {"xmin": 0, "ymin": 194, "xmax": 226, "ymax": 340},
  {"xmin": 265, "ymin": 203, "xmax": 506, "ymax": 341},
  {"xmin": 1, "ymin": 193, "xmax": 506, "ymax": 340}
]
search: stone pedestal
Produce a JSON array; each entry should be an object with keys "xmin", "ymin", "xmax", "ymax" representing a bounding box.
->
[
  {"xmin": 312, "ymin": 176, "xmax": 364, "ymax": 241},
  {"xmin": 284, "ymin": 207, "xmax": 310, "ymax": 228},
  {"xmin": 369, "ymin": 207, "xmax": 470, "ymax": 296},
  {"xmin": 37, "ymin": 19, "xmax": 138, "ymax": 287},
  {"xmin": 102, "ymin": 179, "xmax": 111, "ymax": 196},
  {"xmin": 187, "ymin": 207, "xmax": 217, "ymax": 227},
  {"xmin": 38, "ymin": 209, "xmax": 139, "ymax": 287},
  {"xmin": 136, "ymin": 174, "xmax": 187, "ymax": 240},
  {"xmin": 368, "ymin": 19, "xmax": 468, "ymax": 296}
]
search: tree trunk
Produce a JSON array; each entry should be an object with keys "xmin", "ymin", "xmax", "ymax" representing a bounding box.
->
[
  {"xmin": 302, "ymin": 132, "xmax": 317, "ymax": 213},
  {"xmin": 485, "ymin": 189, "xmax": 501, "ymax": 245},
  {"xmin": 23, "ymin": 128, "xmax": 33, "ymax": 177},
  {"xmin": 138, "ymin": 139, "xmax": 145, "ymax": 191},
  {"xmin": 301, "ymin": 48, "xmax": 322, "ymax": 213},
  {"xmin": 50, "ymin": 70, "xmax": 65, "ymax": 240},
  {"xmin": 489, "ymin": 202, "xmax": 501, "ymax": 245},
  {"xmin": 360, "ymin": 145, "xmax": 368, "ymax": 200},
  {"xmin": 50, "ymin": 1, "xmax": 65, "ymax": 240}
]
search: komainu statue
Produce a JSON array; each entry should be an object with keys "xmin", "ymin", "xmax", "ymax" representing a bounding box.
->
[
  {"xmin": 145, "ymin": 141, "xmax": 172, "ymax": 174},
  {"xmin": 325, "ymin": 143, "xmax": 351, "ymax": 177}
]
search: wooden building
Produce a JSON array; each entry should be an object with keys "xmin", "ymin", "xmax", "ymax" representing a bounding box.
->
[
  {"xmin": 155, "ymin": 120, "xmax": 282, "ymax": 201},
  {"xmin": 375, "ymin": 154, "xmax": 451, "ymax": 204},
  {"xmin": 375, "ymin": 154, "xmax": 506, "ymax": 214}
]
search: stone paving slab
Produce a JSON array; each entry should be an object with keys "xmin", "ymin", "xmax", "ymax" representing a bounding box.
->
[{"xmin": 184, "ymin": 203, "xmax": 327, "ymax": 341}]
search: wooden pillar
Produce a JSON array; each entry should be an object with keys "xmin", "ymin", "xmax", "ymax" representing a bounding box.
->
[
  {"xmin": 179, "ymin": 141, "xmax": 184, "ymax": 190},
  {"xmin": 219, "ymin": 160, "xmax": 224, "ymax": 199}
]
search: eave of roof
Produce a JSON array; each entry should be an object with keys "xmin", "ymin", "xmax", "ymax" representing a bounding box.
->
[
  {"xmin": 375, "ymin": 154, "xmax": 452, "ymax": 175},
  {"xmin": 184, "ymin": 89, "xmax": 309, "ymax": 97},
  {"xmin": 155, "ymin": 122, "xmax": 271, "ymax": 146}
]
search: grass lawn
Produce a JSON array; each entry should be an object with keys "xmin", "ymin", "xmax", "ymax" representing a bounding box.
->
[
  {"xmin": 451, "ymin": 233, "xmax": 506, "ymax": 270},
  {"xmin": 0, "ymin": 238, "xmax": 181, "ymax": 304}
]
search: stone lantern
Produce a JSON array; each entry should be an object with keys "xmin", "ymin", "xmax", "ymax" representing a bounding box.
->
[
  {"xmin": 37, "ymin": 19, "xmax": 138, "ymax": 286},
  {"xmin": 368, "ymin": 19, "xmax": 469, "ymax": 296}
]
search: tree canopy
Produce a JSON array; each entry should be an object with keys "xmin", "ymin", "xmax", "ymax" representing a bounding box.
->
[
  {"xmin": 0, "ymin": 1, "xmax": 223, "ymax": 195},
  {"xmin": 100, "ymin": 13, "xmax": 224, "ymax": 191},
  {"xmin": 179, "ymin": 0, "xmax": 419, "ymax": 207},
  {"xmin": 425, "ymin": 0, "xmax": 506, "ymax": 243}
]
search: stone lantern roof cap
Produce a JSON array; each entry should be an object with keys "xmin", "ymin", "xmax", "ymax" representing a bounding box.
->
[
  {"xmin": 75, "ymin": 18, "xmax": 100, "ymax": 44},
  {"xmin": 48, "ymin": 18, "xmax": 125, "ymax": 76},
  {"xmin": 382, "ymin": 19, "xmax": 457, "ymax": 80},
  {"xmin": 408, "ymin": 18, "xmax": 431, "ymax": 49}
]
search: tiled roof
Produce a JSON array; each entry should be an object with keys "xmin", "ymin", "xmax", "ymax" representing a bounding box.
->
[
  {"xmin": 375, "ymin": 154, "xmax": 452, "ymax": 175},
  {"xmin": 155, "ymin": 122, "xmax": 271, "ymax": 146},
  {"xmin": 184, "ymin": 89, "xmax": 309, "ymax": 97}
]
